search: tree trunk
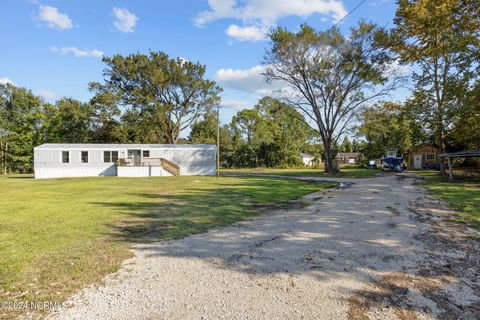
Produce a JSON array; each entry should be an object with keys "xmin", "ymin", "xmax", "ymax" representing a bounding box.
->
[
  {"xmin": 438, "ymin": 115, "xmax": 446, "ymax": 175},
  {"xmin": 4, "ymin": 141, "xmax": 8, "ymax": 175},
  {"xmin": 165, "ymin": 129, "xmax": 178, "ymax": 144},
  {"xmin": 324, "ymin": 148, "xmax": 334, "ymax": 173},
  {"xmin": 0, "ymin": 140, "xmax": 3, "ymax": 175},
  {"xmin": 323, "ymin": 139, "xmax": 339, "ymax": 174}
]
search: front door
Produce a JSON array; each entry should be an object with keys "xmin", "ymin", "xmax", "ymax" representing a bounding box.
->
[
  {"xmin": 413, "ymin": 154, "xmax": 422, "ymax": 169},
  {"xmin": 127, "ymin": 149, "xmax": 141, "ymax": 166}
]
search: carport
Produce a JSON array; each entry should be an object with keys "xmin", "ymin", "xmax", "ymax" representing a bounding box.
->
[{"xmin": 439, "ymin": 150, "xmax": 480, "ymax": 180}]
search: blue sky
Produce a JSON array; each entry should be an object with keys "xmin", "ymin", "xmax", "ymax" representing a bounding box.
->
[{"xmin": 0, "ymin": 0, "xmax": 401, "ymax": 126}]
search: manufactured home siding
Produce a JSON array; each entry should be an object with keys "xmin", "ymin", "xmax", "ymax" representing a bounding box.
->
[
  {"xmin": 34, "ymin": 148, "xmax": 118, "ymax": 178},
  {"xmin": 33, "ymin": 144, "xmax": 216, "ymax": 179}
]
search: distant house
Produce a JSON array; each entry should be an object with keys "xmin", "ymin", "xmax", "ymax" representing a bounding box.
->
[
  {"xmin": 407, "ymin": 143, "xmax": 440, "ymax": 169},
  {"xmin": 34, "ymin": 144, "xmax": 216, "ymax": 179},
  {"xmin": 336, "ymin": 152, "xmax": 361, "ymax": 165},
  {"xmin": 300, "ymin": 153, "xmax": 316, "ymax": 166}
]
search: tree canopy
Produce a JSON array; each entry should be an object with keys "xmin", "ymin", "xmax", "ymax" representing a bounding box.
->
[
  {"xmin": 377, "ymin": 0, "xmax": 480, "ymax": 154},
  {"xmin": 265, "ymin": 21, "xmax": 403, "ymax": 172},
  {"xmin": 356, "ymin": 101, "xmax": 426, "ymax": 159},
  {"xmin": 0, "ymin": 84, "xmax": 42, "ymax": 173},
  {"xmin": 225, "ymin": 97, "xmax": 316, "ymax": 168},
  {"xmin": 90, "ymin": 51, "xmax": 222, "ymax": 144}
]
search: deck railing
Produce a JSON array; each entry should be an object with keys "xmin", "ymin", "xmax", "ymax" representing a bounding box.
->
[{"xmin": 117, "ymin": 157, "xmax": 180, "ymax": 176}]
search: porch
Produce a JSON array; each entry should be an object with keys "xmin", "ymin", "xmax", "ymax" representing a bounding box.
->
[{"xmin": 117, "ymin": 157, "xmax": 180, "ymax": 176}]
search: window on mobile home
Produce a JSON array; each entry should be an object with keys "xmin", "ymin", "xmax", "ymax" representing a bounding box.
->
[
  {"xmin": 62, "ymin": 151, "xmax": 69, "ymax": 163},
  {"xmin": 142, "ymin": 150, "xmax": 150, "ymax": 157},
  {"xmin": 104, "ymin": 151, "xmax": 119, "ymax": 163},
  {"xmin": 81, "ymin": 151, "xmax": 89, "ymax": 163}
]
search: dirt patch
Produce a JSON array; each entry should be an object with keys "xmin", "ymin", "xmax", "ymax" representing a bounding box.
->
[
  {"xmin": 347, "ymin": 270, "xmax": 456, "ymax": 320},
  {"xmin": 412, "ymin": 199, "xmax": 480, "ymax": 319},
  {"xmin": 349, "ymin": 194, "xmax": 480, "ymax": 320}
]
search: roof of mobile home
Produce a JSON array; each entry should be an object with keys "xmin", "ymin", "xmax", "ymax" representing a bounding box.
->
[{"xmin": 35, "ymin": 143, "xmax": 216, "ymax": 150}]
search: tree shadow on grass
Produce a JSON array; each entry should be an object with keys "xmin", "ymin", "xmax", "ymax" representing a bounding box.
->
[
  {"xmin": 94, "ymin": 192, "xmax": 248, "ymax": 243},
  {"xmin": 95, "ymin": 177, "xmax": 322, "ymax": 243},
  {"xmin": 6, "ymin": 175, "xmax": 34, "ymax": 179}
]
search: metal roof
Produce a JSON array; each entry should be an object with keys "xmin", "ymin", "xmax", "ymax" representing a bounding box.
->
[
  {"xmin": 337, "ymin": 152, "xmax": 361, "ymax": 157},
  {"xmin": 35, "ymin": 143, "xmax": 216, "ymax": 150},
  {"xmin": 439, "ymin": 150, "xmax": 480, "ymax": 157},
  {"xmin": 300, "ymin": 152, "xmax": 315, "ymax": 158}
]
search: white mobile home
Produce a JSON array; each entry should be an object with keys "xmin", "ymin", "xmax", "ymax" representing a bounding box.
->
[{"xmin": 34, "ymin": 144, "xmax": 216, "ymax": 179}]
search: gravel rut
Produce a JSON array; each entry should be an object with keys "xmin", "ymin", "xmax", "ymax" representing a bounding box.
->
[{"xmin": 49, "ymin": 175, "xmax": 480, "ymax": 320}]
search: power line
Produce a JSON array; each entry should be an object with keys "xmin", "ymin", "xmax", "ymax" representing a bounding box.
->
[
  {"xmin": 240, "ymin": 82, "xmax": 268, "ymax": 99},
  {"xmin": 239, "ymin": 0, "xmax": 369, "ymax": 99},
  {"xmin": 331, "ymin": 0, "xmax": 368, "ymax": 29}
]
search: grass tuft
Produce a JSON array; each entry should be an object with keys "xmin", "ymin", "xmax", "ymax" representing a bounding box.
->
[
  {"xmin": 222, "ymin": 167, "xmax": 380, "ymax": 178},
  {"xmin": 416, "ymin": 171, "xmax": 480, "ymax": 229}
]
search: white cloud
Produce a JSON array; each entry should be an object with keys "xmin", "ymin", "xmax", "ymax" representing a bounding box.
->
[
  {"xmin": 112, "ymin": 7, "xmax": 138, "ymax": 33},
  {"xmin": 0, "ymin": 77, "xmax": 15, "ymax": 86},
  {"xmin": 383, "ymin": 60, "xmax": 410, "ymax": 77},
  {"xmin": 226, "ymin": 24, "xmax": 266, "ymax": 41},
  {"xmin": 36, "ymin": 89, "xmax": 56, "ymax": 100},
  {"xmin": 195, "ymin": 0, "xmax": 348, "ymax": 41},
  {"xmin": 214, "ymin": 65, "xmax": 287, "ymax": 96},
  {"xmin": 215, "ymin": 65, "xmax": 267, "ymax": 93},
  {"xmin": 38, "ymin": 5, "xmax": 73, "ymax": 30},
  {"xmin": 221, "ymin": 99, "xmax": 251, "ymax": 111},
  {"xmin": 50, "ymin": 46, "xmax": 104, "ymax": 58}
]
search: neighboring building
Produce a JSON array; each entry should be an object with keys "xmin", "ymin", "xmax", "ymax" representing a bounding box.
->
[
  {"xmin": 300, "ymin": 153, "xmax": 316, "ymax": 166},
  {"xmin": 34, "ymin": 144, "xmax": 216, "ymax": 179},
  {"xmin": 336, "ymin": 152, "xmax": 361, "ymax": 165},
  {"xmin": 407, "ymin": 143, "xmax": 440, "ymax": 169}
]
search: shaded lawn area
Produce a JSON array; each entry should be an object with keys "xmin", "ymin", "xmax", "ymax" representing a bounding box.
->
[
  {"xmin": 417, "ymin": 171, "xmax": 480, "ymax": 229},
  {"xmin": 222, "ymin": 166, "xmax": 380, "ymax": 178},
  {"xmin": 0, "ymin": 175, "xmax": 332, "ymax": 316}
]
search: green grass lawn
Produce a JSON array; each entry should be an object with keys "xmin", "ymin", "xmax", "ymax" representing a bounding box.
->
[
  {"xmin": 222, "ymin": 166, "xmax": 380, "ymax": 178},
  {"xmin": 417, "ymin": 171, "xmax": 480, "ymax": 229},
  {"xmin": 0, "ymin": 174, "xmax": 332, "ymax": 314}
]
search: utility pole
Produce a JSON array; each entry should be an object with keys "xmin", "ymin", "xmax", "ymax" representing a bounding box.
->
[{"xmin": 216, "ymin": 107, "xmax": 220, "ymax": 178}]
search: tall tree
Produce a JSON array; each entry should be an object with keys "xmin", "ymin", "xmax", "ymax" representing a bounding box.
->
[
  {"xmin": 265, "ymin": 22, "xmax": 403, "ymax": 173},
  {"xmin": 450, "ymin": 81, "xmax": 480, "ymax": 149},
  {"xmin": 227, "ymin": 97, "xmax": 315, "ymax": 168},
  {"xmin": 230, "ymin": 109, "xmax": 266, "ymax": 145},
  {"xmin": 0, "ymin": 84, "xmax": 42, "ymax": 173},
  {"xmin": 88, "ymin": 87, "xmax": 122, "ymax": 143},
  {"xmin": 356, "ymin": 101, "xmax": 425, "ymax": 159},
  {"xmin": 378, "ymin": 0, "xmax": 480, "ymax": 155},
  {"xmin": 255, "ymin": 97, "xmax": 315, "ymax": 166},
  {"xmin": 339, "ymin": 137, "xmax": 353, "ymax": 153},
  {"xmin": 90, "ymin": 51, "xmax": 222, "ymax": 144},
  {"xmin": 42, "ymin": 98, "xmax": 94, "ymax": 143},
  {"xmin": 189, "ymin": 109, "xmax": 217, "ymax": 144}
]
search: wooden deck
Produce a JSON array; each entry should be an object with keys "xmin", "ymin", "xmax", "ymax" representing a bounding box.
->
[{"xmin": 117, "ymin": 158, "xmax": 180, "ymax": 176}]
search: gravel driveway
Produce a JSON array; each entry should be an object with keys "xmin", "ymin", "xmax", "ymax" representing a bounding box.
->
[{"xmin": 49, "ymin": 175, "xmax": 479, "ymax": 320}]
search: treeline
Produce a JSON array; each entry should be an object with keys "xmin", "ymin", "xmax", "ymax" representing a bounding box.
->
[
  {"xmin": 356, "ymin": 0, "xmax": 480, "ymax": 160},
  {"xmin": 2, "ymin": 0, "xmax": 479, "ymax": 174},
  {"xmin": 356, "ymin": 79, "xmax": 480, "ymax": 161},
  {"xmin": 191, "ymin": 97, "xmax": 324, "ymax": 168},
  {"xmin": 0, "ymin": 82, "xmax": 327, "ymax": 173},
  {"xmin": 0, "ymin": 51, "xmax": 222, "ymax": 173}
]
